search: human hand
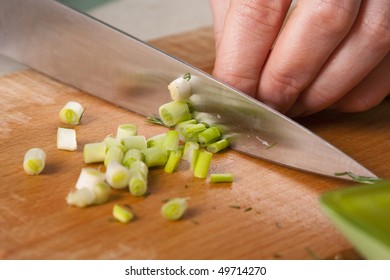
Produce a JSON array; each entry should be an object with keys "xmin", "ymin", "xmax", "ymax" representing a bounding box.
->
[{"xmin": 210, "ymin": 0, "xmax": 390, "ymax": 117}]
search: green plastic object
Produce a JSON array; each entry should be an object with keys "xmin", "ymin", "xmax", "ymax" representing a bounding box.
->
[{"xmin": 319, "ymin": 180, "xmax": 390, "ymax": 260}]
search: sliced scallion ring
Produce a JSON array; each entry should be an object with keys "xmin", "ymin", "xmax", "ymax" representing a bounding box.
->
[
  {"xmin": 113, "ymin": 204, "xmax": 134, "ymax": 223},
  {"xmin": 57, "ymin": 127, "xmax": 77, "ymax": 151},
  {"xmin": 59, "ymin": 101, "xmax": 85, "ymax": 125},
  {"xmin": 105, "ymin": 160, "xmax": 130, "ymax": 189},
  {"xmin": 23, "ymin": 148, "xmax": 46, "ymax": 175},
  {"xmin": 161, "ymin": 198, "xmax": 188, "ymax": 220}
]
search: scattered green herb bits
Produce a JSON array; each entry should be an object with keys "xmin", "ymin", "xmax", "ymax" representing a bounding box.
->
[
  {"xmin": 23, "ymin": 148, "xmax": 46, "ymax": 175},
  {"xmin": 57, "ymin": 127, "xmax": 77, "ymax": 151},
  {"xmin": 113, "ymin": 204, "xmax": 134, "ymax": 223},
  {"xmin": 59, "ymin": 101, "xmax": 85, "ymax": 125},
  {"xmin": 161, "ymin": 198, "xmax": 188, "ymax": 220}
]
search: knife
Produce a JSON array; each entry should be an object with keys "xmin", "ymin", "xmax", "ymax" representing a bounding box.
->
[{"xmin": 0, "ymin": 0, "xmax": 377, "ymax": 180}]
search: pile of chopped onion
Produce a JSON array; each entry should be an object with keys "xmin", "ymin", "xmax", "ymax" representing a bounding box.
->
[{"xmin": 24, "ymin": 73, "xmax": 234, "ymax": 224}]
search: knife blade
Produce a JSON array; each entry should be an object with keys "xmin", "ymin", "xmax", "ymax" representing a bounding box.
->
[{"xmin": 0, "ymin": 0, "xmax": 377, "ymax": 180}]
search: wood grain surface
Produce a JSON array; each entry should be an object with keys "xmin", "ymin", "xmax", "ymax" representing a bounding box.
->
[{"xmin": 1, "ymin": 27, "xmax": 389, "ymax": 260}]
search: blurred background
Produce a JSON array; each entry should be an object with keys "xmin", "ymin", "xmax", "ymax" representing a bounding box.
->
[{"xmin": 0, "ymin": 0, "xmax": 213, "ymax": 74}]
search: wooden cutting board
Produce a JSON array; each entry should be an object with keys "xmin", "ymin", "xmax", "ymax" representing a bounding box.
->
[{"xmin": 1, "ymin": 27, "xmax": 389, "ymax": 260}]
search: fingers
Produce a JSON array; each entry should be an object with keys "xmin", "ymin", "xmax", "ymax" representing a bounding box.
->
[
  {"xmin": 209, "ymin": 0, "xmax": 230, "ymax": 50},
  {"xmin": 331, "ymin": 52, "xmax": 390, "ymax": 113},
  {"xmin": 287, "ymin": 0, "xmax": 390, "ymax": 117},
  {"xmin": 212, "ymin": 0, "xmax": 292, "ymax": 97},
  {"xmin": 257, "ymin": 0, "xmax": 361, "ymax": 112}
]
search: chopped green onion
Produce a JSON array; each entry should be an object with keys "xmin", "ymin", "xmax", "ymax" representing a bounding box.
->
[
  {"xmin": 57, "ymin": 127, "xmax": 77, "ymax": 151},
  {"xmin": 141, "ymin": 146, "xmax": 168, "ymax": 167},
  {"xmin": 66, "ymin": 187, "xmax": 95, "ymax": 208},
  {"xmin": 161, "ymin": 198, "xmax": 188, "ymax": 221},
  {"xmin": 104, "ymin": 145, "xmax": 124, "ymax": 167},
  {"xmin": 174, "ymin": 119, "xmax": 197, "ymax": 141},
  {"xmin": 92, "ymin": 182, "xmax": 111, "ymax": 205},
  {"xmin": 116, "ymin": 124, "xmax": 137, "ymax": 141},
  {"xmin": 75, "ymin": 167, "xmax": 105, "ymax": 190},
  {"xmin": 129, "ymin": 172, "xmax": 148, "ymax": 197},
  {"xmin": 83, "ymin": 142, "xmax": 106, "ymax": 163},
  {"xmin": 113, "ymin": 204, "xmax": 134, "ymax": 223},
  {"xmin": 146, "ymin": 133, "xmax": 167, "ymax": 148},
  {"xmin": 105, "ymin": 160, "xmax": 130, "ymax": 189},
  {"xmin": 122, "ymin": 149, "xmax": 142, "ymax": 168},
  {"xmin": 163, "ymin": 130, "xmax": 179, "ymax": 151},
  {"xmin": 128, "ymin": 161, "xmax": 149, "ymax": 197},
  {"xmin": 103, "ymin": 136, "xmax": 127, "ymax": 153},
  {"xmin": 207, "ymin": 139, "xmax": 229, "ymax": 153},
  {"xmin": 334, "ymin": 172, "xmax": 382, "ymax": 184},
  {"xmin": 182, "ymin": 141, "xmax": 199, "ymax": 171},
  {"xmin": 210, "ymin": 173, "xmax": 233, "ymax": 183},
  {"xmin": 164, "ymin": 150, "xmax": 183, "ymax": 174},
  {"xmin": 168, "ymin": 76, "xmax": 192, "ymax": 101},
  {"xmin": 198, "ymin": 126, "xmax": 221, "ymax": 147},
  {"xmin": 122, "ymin": 135, "xmax": 147, "ymax": 151},
  {"xmin": 193, "ymin": 150, "xmax": 213, "ymax": 179},
  {"xmin": 23, "ymin": 148, "xmax": 46, "ymax": 175},
  {"xmin": 159, "ymin": 100, "xmax": 192, "ymax": 127},
  {"xmin": 183, "ymin": 73, "xmax": 191, "ymax": 81},
  {"xmin": 183, "ymin": 123, "xmax": 207, "ymax": 142},
  {"xmin": 129, "ymin": 160, "xmax": 149, "ymax": 178},
  {"xmin": 59, "ymin": 101, "xmax": 85, "ymax": 125}
]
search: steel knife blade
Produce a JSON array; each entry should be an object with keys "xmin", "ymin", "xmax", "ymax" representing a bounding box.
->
[{"xmin": 0, "ymin": 0, "xmax": 377, "ymax": 180}]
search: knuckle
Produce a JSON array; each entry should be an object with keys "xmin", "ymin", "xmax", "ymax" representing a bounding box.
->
[
  {"xmin": 310, "ymin": 0, "xmax": 357, "ymax": 36},
  {"xmin": 360, "ymin": 12, "xmax": 390, "ymax": 49},
  {"xmin": 234, "ymin": 0, "xmax": 287, "ymax": 33},
  {"xmin": 266, "ymin": 68, "xmax": 304, "ymax": 99}
]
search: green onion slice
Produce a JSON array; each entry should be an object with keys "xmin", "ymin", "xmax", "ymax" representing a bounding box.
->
[
  {"xmin": 210, "ymin": 173, "xmax": 233, "ymax": 183},
  {"xmin": 193, "ymin": 150, "xmax": 213, "ymax": 179},
  {"xmin": 59, "ymin": 101, "xmax": 85, "ymax": 125},
  {"xmin": 57, "ymin": 127, "xmax": 77, "ymax": 151},
  {"xmin": 159, "ymin": 100, "xmax": 192, "ymax": 127},
  {"xmin": 23, "ymin": 148, "xmax": 46, "ymax": 175},
  {"xmin": 113, "ymin": 204, "xmax": 134, "ymax": 223},
  {"xmin": 161, "ymin": 198, "xmax": 188, "ymax": 220}
]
